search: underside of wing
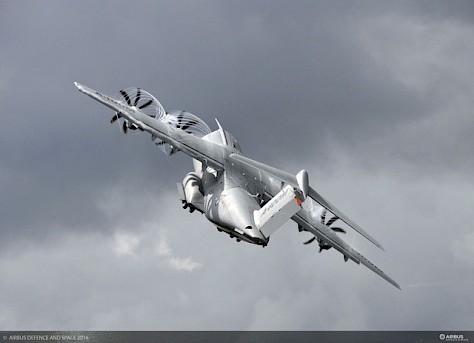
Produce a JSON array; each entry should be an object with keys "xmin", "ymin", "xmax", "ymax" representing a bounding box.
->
[
  {"xmin": 227, "ymin": 153, "xmax": 400, "ymax": 288},
  {"xmin": 307, "ymin": 186, "xmax": 384, "ymax": 250}
]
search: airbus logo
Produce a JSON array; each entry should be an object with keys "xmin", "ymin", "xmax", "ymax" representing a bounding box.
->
[
  {"xmin": 440, "ymin": 333, "xmax": 469, "ymax": 342},
  {"xmin": 261, "ymin": 186, "xmax": 290, "ymax": 217}
]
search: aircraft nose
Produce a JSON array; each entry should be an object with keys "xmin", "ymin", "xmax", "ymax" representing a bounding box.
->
[
  {"xmin": 253, "ymin": 236, "xmax": 268, "ymax": 246},
  {"xmin": 244, "ymin": 226, "xmax": 268, "ymax": 246}
]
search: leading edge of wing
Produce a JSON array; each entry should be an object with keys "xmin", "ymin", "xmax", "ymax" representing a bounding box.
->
[
  {"xmin": 228, "ymin": 153, "xmax": 384, "ymax": 251},
  {"xmin": 352, "ymin": 249, "xmax": 401, "ymax": 290},
  {"xmin": 308, "ymin": 186, "xmax": 384, "ymax": 251},
  {"xmin": 294, "ymin": 210, "xmax": 401, "ymax": 290},
  {"xmin": 75, "ymin": 82, "xmax": 225, "ymax": 169}
]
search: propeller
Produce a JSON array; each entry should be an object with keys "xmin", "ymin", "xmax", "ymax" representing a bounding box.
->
[
  {"xmin": 152, "ymin": 110, "xmax": 211, "ymax": 155},
  {"xmin": 175, "ymin": 111, "xmax": 199, "ymax": 133},
  {"xmin": 110, "ymin": 88, "xmax": 165, "ymax": 134},
  {"xmin": 106, "ymin": 87, "xmax": 212, "ymax": 156},
  {"xmin": 303, "ymin": 237, "xmax": 317, "ymax": 245},
  {"xmin": 303, "ymin": 209, "xmax": 346, "ymax": 252}
]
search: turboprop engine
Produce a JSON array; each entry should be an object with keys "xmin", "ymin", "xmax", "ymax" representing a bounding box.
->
[{"xmin": 177, "ymin": 172, "xmax": 205, "ymax": 214}]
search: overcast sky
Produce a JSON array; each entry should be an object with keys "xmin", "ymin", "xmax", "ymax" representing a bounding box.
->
[{"xmin": 1, "ymin": 0, "xmax": 474, "ymax": 330}]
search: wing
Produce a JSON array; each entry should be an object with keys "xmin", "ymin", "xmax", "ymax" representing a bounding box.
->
[
  {"xmin": 293, "ymin": 209, "xmax": 401, "ymax": 289},
  {"xmin": 75, "ymin": 82, "xmax": 225, "ymax": 169},
  {"xmin": 228, "ymin": 153, "xmax": 401, "ymax": 289}
]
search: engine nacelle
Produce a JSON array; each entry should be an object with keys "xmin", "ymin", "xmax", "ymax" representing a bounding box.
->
[{"xmin": 177, "ymin": 172, "xmax": 205, "ymax": 213}]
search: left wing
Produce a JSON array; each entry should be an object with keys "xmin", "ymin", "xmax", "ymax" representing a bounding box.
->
[{"xmin": 75, "ymin": 82, "xmax": 226, "ymax": 169}]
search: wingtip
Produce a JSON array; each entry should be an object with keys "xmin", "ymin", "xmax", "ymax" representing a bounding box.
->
[
  {"xmin": 385, "ymin": 274, "xmax": 402, "ymax": 290},
  {"xmin": 74, "ymin": 81, "xmax": 83, "ymax": 91},
  {"xmin": 381, "ymin": 271, "xmax": 401, "ymax": 290},
  {"xmin": 368, "ymin": 238, "xmax": 385, "ymax": 251},
  {"xmin": 393, "ymin": 281, "xmax": 402, "ymax": 290},
  {"xmin": 367, "ymin": 234, "xmax": 385, "ymax": 251}
]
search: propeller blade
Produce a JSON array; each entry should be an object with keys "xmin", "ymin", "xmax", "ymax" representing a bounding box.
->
[
  {"xmin": 122, "ymin": 121, "xmax": 128, "ymax": 134},
  {"xmin": 331, "ymin": 227, "xmax": 347, "ymax": 234},
  {"xmin": 326, "ymin": 215, "xmax": 339, "ymax": 227},
  {"xmin": 138, "ymin": 99, "xmax": 153, "ymax": 109},
  {"xmin": 181, "ymin": 120, "xmax": 199, "ymax": 131},
  {"xmin": 319, "ymin": 242, "xmax": 331, "ymax": 252},
  {"xmin": 321, "ymin": 209, "xmax": 326, "ymax": 224},
  {"xmin": 120, "ymin": 90, "xmax": 132, "ymax": 106},
  {"xmin": 110, "ymin": 114, "xmax": 119, "ymax": 124},
  {"xmin": 303, "ymin": 237, "xmax": 316, "ymax": 245},
  {"xmin": 176, "ymin": 112, "xmax": 184, "ymax": 129},
  {"xmin": 134, "ymin": 88, "xmax": 141, "ymax": 106}
]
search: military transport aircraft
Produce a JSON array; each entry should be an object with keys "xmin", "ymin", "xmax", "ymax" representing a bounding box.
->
[{"xmin": 75, "ymin": 82, "xmax": 400, "ymax": 289}]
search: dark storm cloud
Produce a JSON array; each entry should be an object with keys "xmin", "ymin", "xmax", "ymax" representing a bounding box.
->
[{"xmin": 1, "ymin": 0, "xmax": 473, "ymax": 330}]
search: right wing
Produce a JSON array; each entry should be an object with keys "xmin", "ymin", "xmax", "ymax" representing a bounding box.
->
[
  {"xmin": 293, "ymin": 209, "xmax": 401, "ymax": 289},
  {"xmin": 75, "ymin": 82, "xmax": 226, "ymax": 169},
  {"xmin": 228, "ymin": 153, "xmax": 401, "ymax": 289}
]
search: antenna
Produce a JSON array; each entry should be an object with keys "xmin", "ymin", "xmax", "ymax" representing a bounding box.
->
[{"xmin": 215, "ymin": 118, "xmax": 228, "ymax": 145}]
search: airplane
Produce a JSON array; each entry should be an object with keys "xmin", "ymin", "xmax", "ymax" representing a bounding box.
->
[{"xmin": 74, "ymin": 82, "xmax": 401, "ymax": 289}]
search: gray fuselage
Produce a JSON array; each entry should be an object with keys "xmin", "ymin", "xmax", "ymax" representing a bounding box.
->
[{"xmin": 183, "ymin": 129, "xmax": 271, "ymax": 245}]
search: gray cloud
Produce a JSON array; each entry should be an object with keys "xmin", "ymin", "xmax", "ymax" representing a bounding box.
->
[{"xmin": 1, "ymin": 0, "xmax": 473, "ymax": 330}]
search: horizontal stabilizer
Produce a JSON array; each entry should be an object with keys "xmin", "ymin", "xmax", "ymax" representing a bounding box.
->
[{"xmin": 254, "ymin": 185, "xmax": 303, "ymax": 238}]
